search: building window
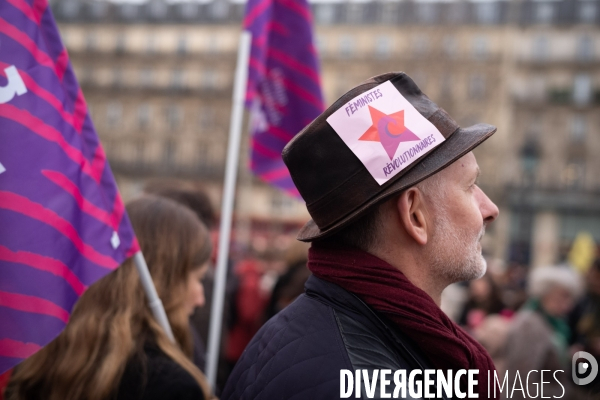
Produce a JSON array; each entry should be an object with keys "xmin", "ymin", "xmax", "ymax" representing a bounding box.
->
[
  {"xmin": 198, "ymin": 107, "xmax": 215, "ymax": 130},
  {"xmin": 106, "ymin": 102, "xmax": 122, "ymax": 129},
  {"xmin": 137, "ymin": 104, "xmax": 152, "ymax": 129},
  {"xmin": 442, "ymin": 35, "xmax": 458, "ymax": 58},
  {"xmin": 527, "ymin": 114, "xmax": 543, "ymax": 138},
  {"xmin": 375, "ymin": 36, "xmax": 391, "ymax": 60},
  {"xmin": 535, "ymin": 3, "xmax": 555, "ymax": 24},
  {"xmin": 563, "ymin": 159, "xmax": 586, "ymax": 189},
  {"xmin": 164, "ymin": 139, "xmax": 176, "ymax": 166},
  {"xmin": 531, "ymin": 76, "xmax": 546, "ymax": 101},
  {"xmin": 573, "ymin": 74, "xmax": 592, "ymax": 105},
  {"xmin": 472, "ymin": 36, "xmax": 488, "ymax": 60},
  {"xmin": 412, "ymin": 35, "xmax": 429, "ymax": 57},
  {"xmin": 468, "ymin": 73, "xmax": 486, "ymax": 99},
  {"xmin": 379, "ymin": 3, "xmax": 396, "ymax": 24},
  {"xmin": 339, "ymin": 36, "xmax": 354, "ymax": 59},
  {"xmin": 412, "ymin": 72, "xmax": 428, "ymax": 90},
  {"xmin": 577, "ymin": 35, "xmax": 594, "ymax": 62},
  {"xmin": 315, "ymin": 35, "xmax": 327, "ymax": 56},
  {"xmin": 520, "ymin": 137, "xmax": 541, "ymax": 187},
  {"xmin": 336, "ymin": 73, "xmax": 351, "ymax": 98},
  {"xmin": 135, "ymin": 141, "xmax": 145, "ymax": 164},
  {"xmin": 533, "ymin": 36, "xmax": 549, "ymax": 61},
  {"xmin": 316, "ymin": 4, "xmax": 335, "ymax": 24},
  {"xmin": 148, "ymin": 1, "xmax": 168, "ymax": 18},
  {"xmin": 115, "ymin": 33, "xmax": 126, "ymax": 53},
  {"xmin": 140, "ymin": 68, "xmax": 153, "ymax": 88},
  {"xmin": 179, "ymin": 2, "xmax": 199, "ymax": 19},
  {"xmin": 165, "ymin": 105, "xmax": 183, "ymax": 129},
  {"xmin": 210, "ymin": 1, "xmax": 229, "ymax": 19},
  {"xmin": 146, "ymin": 35, "xmax": 156, "ymax": 55},
  {"xmin": 85, "ymin": 32, "xmax": 97, "ymax": 51},
  {"xmin": 271, "ymin": 192, "xmax": 296, "ymax": 214},
  {"xmin": 417, "ymin": 3, "xmax": 436, "ymax": 24},
  {"xmin": 476, "ymin": 2, "xmax": 499, "ymax": 24},
  {"xmin": 207, "ymin": 35, "xmax": 219, "ymax": 54},
  {"xmin": 81, "ymin": 66, "xmax": 95, "ymax": 85},
  {"xmin": 570, "ymin": 115, "xmax": 587, "ymax": 142},
  {"xmin": 208, "ymin": 143, "xmax": 223, "ymax": 168},
  {"xmin": 170, "ymin": 69, "xmax": 185, "ymax": 89},
  {"xmin": 112, "ymin": 67, "xmax": 122, "ymax": 87},
  {"xmin": 90, "ymin": 1, "xmax": 107, "ymax": 19},
  {"xmin": 580, "ymin": 2, "xmax": 597, "ymax": 23},
  {"xmin": 61, "ymin": 0, "xmax": 80, "ymax": 18},
  {"xmin": 440, "ymin": 73, "xmax": 453, "ymax": 98},
  {"xmin": 447, "ymin": 2, "xmax": 467, "ymax": 24},
  {"xmin": 177, "ymin": 35, "xmax": 187, "ymax": 55},
  {"xmin": 196, "ymin": 140, "xmax": 209, "ymax": 168},
  {"xmin": 120, "ymin": 4, "xmax": 138, "ymax": 19},
  {"xmin": 201, "ymin": 69, "xmax": 217, "ymax": 90},
  {"xmin": 346, "ymin": 4, "xmax": 362, "ymax": 24}
]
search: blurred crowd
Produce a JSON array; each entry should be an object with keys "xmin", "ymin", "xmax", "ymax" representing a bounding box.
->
[
  {"xmin": 150, "ymin": 183, "xmax": 600, "ymax": 399},
  {"xmin": 2, "ymin": 182, "xmax": 599, "ymax": 399},
  {"xmin": 446, "ymin": 258, "xmax": 600, "ymax": 399}
]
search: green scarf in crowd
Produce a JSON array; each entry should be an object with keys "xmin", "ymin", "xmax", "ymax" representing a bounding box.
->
[{"xmin": 523, "ymin": 298, "xmax": 571, "ymax": 362}]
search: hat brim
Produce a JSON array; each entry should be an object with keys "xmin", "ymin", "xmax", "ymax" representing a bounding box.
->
[{"xmin": 296, "ymin": 122, "xmax": 497, "ymax": 242}]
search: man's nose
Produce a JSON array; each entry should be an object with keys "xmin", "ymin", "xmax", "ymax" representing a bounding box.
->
[{"xmin": 477, "ymin": 187, "xmax": 499, "ymax": 224}]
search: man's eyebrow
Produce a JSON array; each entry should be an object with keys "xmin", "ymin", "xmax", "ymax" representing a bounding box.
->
[{"xmin": 474, "ymin": 167, "xmax": 481, "ymax": 182}]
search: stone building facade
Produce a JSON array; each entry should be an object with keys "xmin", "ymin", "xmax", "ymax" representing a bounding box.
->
[{"xmin": 52, "ymin": 0, "xmax": 600, "ymax": 264}]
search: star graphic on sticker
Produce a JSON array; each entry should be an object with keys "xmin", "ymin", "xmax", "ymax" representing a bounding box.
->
[{"xmin": 359, "ymin": 106, "xmax": 421, "ymax": 159}]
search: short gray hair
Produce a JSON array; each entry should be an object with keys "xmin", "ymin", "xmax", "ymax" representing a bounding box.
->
[
  {"xmin": 528, "ymin": 265, "xmax": 583, "ymax": 299},
  {"xmin": 317, "ymin": 171, "xmax": 447, "ymax": 252},
  {"xmin": 317, "ymin": 201, "xmax": 385, "ymax": 251},
  {"xmin": 416, "ymin": 170, "xmax": 448, "ymax": 206}
]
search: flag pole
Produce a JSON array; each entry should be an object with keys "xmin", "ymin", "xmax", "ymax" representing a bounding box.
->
[
  {"xmin": 133, "ymin": 251, "xmax": 175, "ymax": 342},
  {"xmin": 206, "ymin": 30, "xmax": 252, "ymax": 388}
]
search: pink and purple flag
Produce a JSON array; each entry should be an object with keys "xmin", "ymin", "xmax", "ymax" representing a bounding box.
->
[
  {"xmin": 244, "ymin": 0, "xmax": 324, "ymax": 197},
  {"xmin": 0, "ymin": 0, "xmax": 139, "ymax": 374}
]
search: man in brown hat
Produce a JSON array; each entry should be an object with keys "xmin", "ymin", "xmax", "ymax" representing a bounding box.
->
[{"xmin": 222, "ymin": 72, "xmax": 499, "ymax": 399}]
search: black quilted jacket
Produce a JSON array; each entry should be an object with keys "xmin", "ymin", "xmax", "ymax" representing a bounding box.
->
[{"xmin": 222, "ymin": 275, "xmax": 443, "ymax": 400}]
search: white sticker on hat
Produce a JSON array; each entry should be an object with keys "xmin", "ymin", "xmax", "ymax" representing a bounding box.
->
[{"xmin": 326, "ymin": 80, "xmax": 445, "ymax": 185}]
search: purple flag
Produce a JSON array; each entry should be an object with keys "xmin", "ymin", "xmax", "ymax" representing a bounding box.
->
[
  {"xmin": 0, "ymin": 0, "xmax": 139, "ymax": 373},
  {"xmin": 244, "ymin": 0, "xmax": 324, "ymax": 197}
]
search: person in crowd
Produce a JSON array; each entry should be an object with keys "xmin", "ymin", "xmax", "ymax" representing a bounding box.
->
[
  {"xmin": 504, "ymin": 265, "xmax": 582, "ymax": 400},
  {"xmin": 265, "ymin": 258, "xmax": 311, "ymax": 320},
  {"xmin": 224, "ymin": 254, "xmax": 271, "ymax": 372},
  {"xmin": 144, "ymin": 181, "xmax": 217, "ymax": 230},
  {"xmin": 569, "ymin": 258, "xmax": 600, "ymax": 396},
  {"xmin": 6, "ymin": 195, "xmax": 213, "ymax": 400},
  {"xmin": 571, "ymin": 259, "xmax": 600, "ymax": 356},
  {"xmin": 459, "ymin": 274, "xmax": 506, "ymax": 331},
  {"xmin": 502, "ymin": 262, "xmax": 529, "ymax": 311},
  {"xmin": 222, "ymin": 72, "xmax": 500, "ymax": 398},
  {"xmin": 144, "ymin": 182, "xmax": 219, "ymax": 373}
]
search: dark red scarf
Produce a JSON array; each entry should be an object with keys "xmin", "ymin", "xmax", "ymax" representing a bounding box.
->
[{"xmin": 308, "ymin": 244, "xmax": 498, "ymax": 399}]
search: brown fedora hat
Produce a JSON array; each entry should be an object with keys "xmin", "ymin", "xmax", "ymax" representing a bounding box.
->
[{"xmin": 282, "ymin": 72, "xmax": 496, "ymax": 242}]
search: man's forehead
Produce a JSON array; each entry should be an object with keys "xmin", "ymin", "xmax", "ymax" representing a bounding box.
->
[{"xmin": 442, "ymin": 152, "xmax": 479, "ymax": 178}]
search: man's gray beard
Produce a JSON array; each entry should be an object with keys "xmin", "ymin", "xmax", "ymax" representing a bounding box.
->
[{"xmin": 428, "ymin": 211, "xmax": 487, "ymax": 284}]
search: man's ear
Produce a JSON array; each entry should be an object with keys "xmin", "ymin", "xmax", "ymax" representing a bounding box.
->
[{"xmin": 396, "ymin": 188, "xmax": 429, "ymax": 246}]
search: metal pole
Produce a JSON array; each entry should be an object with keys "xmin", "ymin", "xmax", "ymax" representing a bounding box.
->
[
  {"xmin": 133, "ymin": 251, "xmax": 175, "ymax": 342},
  {"xmin": 206, "ymin": 30, "xmax": 252, "ymax": 388}
]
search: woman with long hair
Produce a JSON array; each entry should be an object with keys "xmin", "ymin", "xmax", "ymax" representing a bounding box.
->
[{"xmin": 6, "ymin": 195, "xmax": 213, "ymax": 400}]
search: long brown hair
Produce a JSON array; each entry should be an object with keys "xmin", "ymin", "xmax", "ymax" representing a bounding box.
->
[{"xmin": 7, "ymin": 195, "xmax": 213, "ymax": 400}]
